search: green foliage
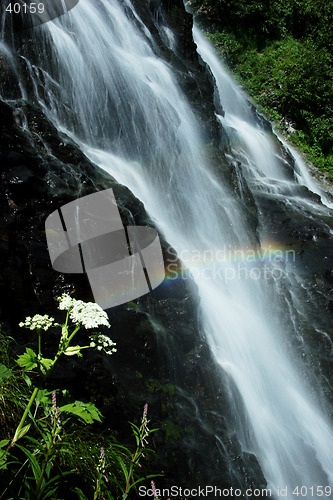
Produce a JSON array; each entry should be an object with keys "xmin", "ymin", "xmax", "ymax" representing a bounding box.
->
[
  {"xmin": 192, "ymin": 0, "xmax": 333, "ymax": 49},
  {"xmin": 235, "ymin": 38, "xmax": 333, "ymax": 165},
  {"xmin": 0, "ymin": 363, "xmax": 13, "ymax": 381},
  {"xmin": 17, "ymin": 347, "xmax": 39, "ymax": 371},
  {"xmin": 191, "ymin": 0, "xmax": 333, "ymax": 179},
  {"xmin": 0, "ymin": 298, "xmax": 161, "ymax": 499},
  {"xmin": 59, "ymin": 401, "xmax": 102, "ymax": 425},
  {"xmin": 111, "ymin": 407, "xmax": 161, "ymax": 499},
  {"xmin": 207, "ymin": 31, "xmax": 242, "ymax": 67},
  {"xmin": 0, "ymin": 440, "xmax": 10, "ymax": 469}
]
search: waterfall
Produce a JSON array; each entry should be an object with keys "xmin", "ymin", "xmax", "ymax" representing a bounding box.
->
[
  {"xmin": 1, "ymin": 0, "xmax": 333, "ymax": 497},
  {"xmin": 192, "ymin": 28, "xmax": 333, "ymax": 495}
]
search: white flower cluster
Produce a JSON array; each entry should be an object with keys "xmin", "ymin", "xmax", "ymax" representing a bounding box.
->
[
  {"xmin": 89, "ymin": 334, "xmax": 117, "ymax": 356},
  {"xmin": 57, "ymin": 294, "xmax": 73, "ymax": 311},
  {"xmin": 19, "ymin": 314, "xmax": 54, "ymax": 331},
  {"xmin": 58, "ymin": 294, "xmax": 110, "ymax": 329}
]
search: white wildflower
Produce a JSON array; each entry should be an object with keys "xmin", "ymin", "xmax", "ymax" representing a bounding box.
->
[
  {"xmin": 69, "ymin": 301, "xmax": 110, "ymax": 329},
  {"xmin": 106, "ymin": 348, "xmax": 117, "ymax": 355},
  {"xmin": 57, "ymin": 293, "xmax": 74, "ymax": 311},
  {"xmin": 19, "ymin": 314, "xmax": 54, "ymax": 331},
  {"xmin": 57, "ymin": 294, "xmax": 110, "ymax": 329},
  {"xmin": 89, "ymin": 333, "xmax": 116, "ymax": 356}
]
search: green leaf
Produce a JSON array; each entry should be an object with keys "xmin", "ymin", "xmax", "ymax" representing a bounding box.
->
[
  {"xmin": 13, "ymin": 423, "xmax": 31, "ymax": 442},
  {"xmin": 39, "ymin": 358, "xmax": 53, "ymax": 374},
  {"xmin": 72, "ymin": 487, "xmax": 89, "ymax": 500},
  {"xmin": 39, "ymin": 471, "xmax": 73, "ymax": 499},
  {"xmin": 0, "ymin": 363, "xmax": 13, "ymax": 381},
  {"xmin": 131, "ymin": 474, "xmax": 163, "ymax": 489},
  {"xmin": 25, "ymin": 435, "xmax": 45, "ymax": 447},
  {"xmin": 22, "ymin": 372, "xmax": 32, "ymax": 387},
  {"xmin": 111, "ymin": 443, "xmax": 131, "ymax": 455},
  {"xmin": 16, "ymin": 444, "xmax": 41, "ymax": 482},
  {"xmin": 0, "ymin": 450, "xmax": 9, "ymax": 469},
  {"xmin": 129, "ymin": 422, "xmax": 140, "ymax": 446},
  {"xmin": 16, "ymin": 348, "xmax": 38, "ymax": 371},
  {"xmin": 59, "ymin": 401, "xmax": 102, "ymax": 424},
  {"xmin": 41, "ymin": 486, "xmax": 61, "ymax": 499},
  {"xmin": 128, "ymin": 421, "xmax": 140, "ymax": 433},
  {"xmin": 46, "ymin": 470, "xmax": 73, "ymax": 485},
  {"xmin": 0, "ymin": 440, "xmax": 10, "ymax": 469},
  {"xmin": 36, "ymin": 389, "xmax": 52, "ymax": 406},
  {"xmin": 115, "ymin": 454, "xmax": 129, "ymax": 482}
]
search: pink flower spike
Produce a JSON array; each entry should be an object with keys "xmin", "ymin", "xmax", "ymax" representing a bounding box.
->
[{"xmin": 151, "ymin": 480, "xmax": 159, "ymax": 499}]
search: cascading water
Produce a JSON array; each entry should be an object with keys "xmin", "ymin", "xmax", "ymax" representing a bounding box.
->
[
  {"xmin": 1, "ymin": 1, "xmax": 333, "ymax": 497},
  {"xmin": 192, "ymin": 28, "xmax": 333, "ymax": 494}
]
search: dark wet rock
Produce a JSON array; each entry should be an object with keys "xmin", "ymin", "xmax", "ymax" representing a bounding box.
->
[
  {"xmin": 253, "ymin": 188, "xmax": 333, "ymax": 410},
  {"xmin": 131, "ymin": 0, "xmax": 223, "ymax": 144}
]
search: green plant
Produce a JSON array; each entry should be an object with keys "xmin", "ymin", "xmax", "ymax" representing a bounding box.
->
[
  {"xmin": 11, "ymin": 294, "xmax": 115, "ymax": 445},
  {"xmin": 0, "ymin": 297, "xmax": 162, "ymax": 499},
  {"xmin": 109, "ymin": 404, "xmax": 161, "ymax": 499},
  {"xmin": 0, "ymin": 295, "xmax": 114, "ymax": 498},
  {"xmin": 71, "ymin": 404, "xmax": 161, "ymax": 500},
  {"xmin": 2, "ymin": 392, "xmax": 74, "ymax": 499}
]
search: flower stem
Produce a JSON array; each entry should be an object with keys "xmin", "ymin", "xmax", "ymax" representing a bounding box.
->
[
  {"xmin": 67, "ymin": 325, "xmax": 80, "ymax": 344},
  {"xmin": 36, "ymin": 430, "xmax": 54, "ymax": 499},
  {"xmin": 124, "ymin": 447, "xmax": 139, "ymax": 493},
  {"xmin": 93, "ymin": 473, "xmax": 103, "ymax": 500},
  {"xmin": 38, "ymin": 331, "xmax": 42, "ymax": 358}
]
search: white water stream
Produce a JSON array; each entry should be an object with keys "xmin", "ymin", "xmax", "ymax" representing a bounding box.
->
[{"xmin": 2, "ymin": 1, "xmax": 333, "ymax": 496}]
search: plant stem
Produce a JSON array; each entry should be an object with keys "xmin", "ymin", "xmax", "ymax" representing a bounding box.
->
[
  {"xmin": 12, "ymin": 317, "xmax": 80, "ymax": 445},
  {"xmin": 38, "ymin": 330, "xmax": 42, "ymax": 358},
  {"xmin": 67, "ymin": 325, "xmax": 80, "ymax": 344},
  {"xmin": 11, "ymin": 386, "xmax": 39, "ymax": 445},
  {"xmin": 36, "ymin": 436, "xmax": 53, "ymax": 499},
  {"xmin": 93, "ymin": 473, "xmax": 103, "ymax": 500},
  {"xmin": 47, "ymin": 325, "xmax": 80, "ymax": 374},
  {"xmin": 124, "ymin": 447, "xmax": 139, "ymax": 493},
  {"xmin": 64, "ymin": 311, "xmax": 69, "ymax": 331}
]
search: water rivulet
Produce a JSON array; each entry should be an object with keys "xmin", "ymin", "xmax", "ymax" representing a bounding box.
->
[{"xmin": 1, "ymin": 1, "xmax": 332, "ymax": 497}]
